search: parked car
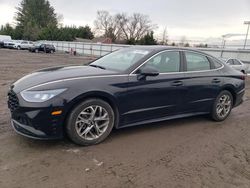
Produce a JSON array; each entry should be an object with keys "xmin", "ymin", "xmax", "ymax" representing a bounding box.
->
[
  {"xmin": 220, "ymin": 58, "xmax": 248, "ymax": 74},
  {"xmin": 3, "ymin": 40, "xmax": 15, "ymax": 49},
  {"xmin": 0, "ymin": 41, "xmax": 4, "ymax": 48},
  {"xmin": 8, "ymin": 47, "xmax": 245, "ymax": 146},
  {"xmin": 0, "ymin": 35, "xmax": 11, "ymax": 48},
  {"xmin": 29, "ymin": 43, "xmax": 55, "ymax": 53},
  {"xmin": 14, "ymin": 41, "xmax": 34, "ymax": 50}
]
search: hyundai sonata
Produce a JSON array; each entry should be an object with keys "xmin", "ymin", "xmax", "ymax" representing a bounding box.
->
[{"xmin": 7, "ymin": 47, "xmax": 245, "ymax": 145}]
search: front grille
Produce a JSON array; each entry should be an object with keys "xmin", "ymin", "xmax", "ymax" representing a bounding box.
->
[{"xmin": 8, "ymin": 90, "xmax": 19, "ymax": 112}]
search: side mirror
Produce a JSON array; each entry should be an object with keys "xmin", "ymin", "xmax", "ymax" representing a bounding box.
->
[{"xmin": 137, "ymin": 66, "xmax": 159, "ymax": 80}]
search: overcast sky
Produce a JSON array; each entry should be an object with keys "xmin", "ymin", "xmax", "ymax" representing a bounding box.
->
[{"xmin": 0, "ymin": 0, "xmax": 250, "ymax": 41}]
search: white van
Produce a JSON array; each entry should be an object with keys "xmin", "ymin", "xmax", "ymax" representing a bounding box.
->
[
  {"xmin": 0, "ymin": 35, "xmax": 11, "ymax": 41},
  {"xmin": 0, "ymin": 35, "xmax": 12, "ymax": 48}
]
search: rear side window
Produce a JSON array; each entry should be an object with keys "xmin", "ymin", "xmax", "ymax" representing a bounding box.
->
[
  {"xmin": 233, "ymin": 59, "xmax": 241, "ymax": 65},
  {"xmin": 185, "ymin": 52, "xmax": 210, "ymax": 71}
]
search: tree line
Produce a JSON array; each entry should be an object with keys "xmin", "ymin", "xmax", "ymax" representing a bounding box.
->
[{"xmin": 0, "ymin": 0, "xmax": 158, "ymax": 45}]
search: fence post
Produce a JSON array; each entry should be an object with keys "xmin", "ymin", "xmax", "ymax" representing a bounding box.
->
[
  {"xmin": 82, "ymin": 43, "xmax": 84, "ymax": 56},
  {"xmin": 220, "ymin": 49, "xmax": 224, "ymax": 58},
  {"xmin": 91, "ymin": 43, "xmax": 93, "ymax": 58},
  {"xmin": 100, "ymin": 44, "xmax": 102, "ymax": 57}
]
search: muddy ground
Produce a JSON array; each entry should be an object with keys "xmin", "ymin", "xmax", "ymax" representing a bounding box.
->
[{"xmin": 0, "ymin": 49, "xmax": 250, "ymax": 188}]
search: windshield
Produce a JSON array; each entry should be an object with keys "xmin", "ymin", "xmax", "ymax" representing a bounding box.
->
[{"xmin": 90, "ymin": 48, "xmax": 151, "ymax": 72}]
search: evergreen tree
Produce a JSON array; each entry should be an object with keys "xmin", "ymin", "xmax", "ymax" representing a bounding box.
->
[
  {"xmin": 15, "ymin": 0, "xmax": 58, "ymax": 40},
  {"xmin": 139, "ymin": 31, "xmax": 157, "ymax": 45}
]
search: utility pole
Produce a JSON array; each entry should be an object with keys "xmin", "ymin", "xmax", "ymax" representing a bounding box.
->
[
  {"xmin": 162, "ymin": 27, "xmax": 168, "ymax": 45},
  {"xmin": 243, "ymin": 21, "xmax": 250, "ymax": 49}
]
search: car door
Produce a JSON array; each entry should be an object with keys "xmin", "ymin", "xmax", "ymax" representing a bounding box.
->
[
  {"xmin": 181, "ymin": 51, "xmax": 223, "ymax": 113},
  {"xmin": 21, "ymin": 41, "xmax": 28, "ymax": 49},
  {"xmin": 40, "ymin": 44, "xmax": 45, "ymax": 52},
  {"xmin": 121, "ymin": 50, "xmax": 187, "ymax": 126}
]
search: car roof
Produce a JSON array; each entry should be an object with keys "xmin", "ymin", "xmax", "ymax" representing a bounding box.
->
[{"xmin": 128, "ymin": 45, "xmax": 214, "ymax": 57}]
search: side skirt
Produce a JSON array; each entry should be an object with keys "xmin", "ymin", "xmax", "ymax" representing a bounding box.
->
[{"xmin": 117, "ymin": 112, "xmax": 209, "ymax": 129}]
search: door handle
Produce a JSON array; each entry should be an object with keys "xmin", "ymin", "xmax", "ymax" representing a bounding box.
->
[
  {"xmin": 171, "ymin": 81, "xmax": 183, "ymax": 87},
  {"xmin": 212, "ymin": 78, "xmax": 221, "ymax": 84}
]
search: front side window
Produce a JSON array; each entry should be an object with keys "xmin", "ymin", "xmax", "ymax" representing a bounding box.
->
[
  {"xmin": 227, "ymin": 59, "xmax": 234, "ymax": 65},
  {"xmin": 141, "ymin": 51, "xmax": 180, "ymax": 73},
  {"xmin": 185, "ymin": 52, "xmax": 210, "ymax": 71}
]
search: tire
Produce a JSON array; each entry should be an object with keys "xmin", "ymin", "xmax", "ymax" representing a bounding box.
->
[
  {"xmin": 17, "ymin": 46, "xmax": 21, "ymax": 50},
  {"xmin": 66, "ymin": 98, "xmax": 115, "ymax": 146},
  {"xmin": 211, "ymin": 90, "xmax": 233, "ymax": 121}
]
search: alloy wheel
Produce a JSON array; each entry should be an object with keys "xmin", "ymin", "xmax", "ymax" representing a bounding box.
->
[
  {"xmin": 216, "ymin": 94, "xmax": 232, "ymax": 119},
  {"xmin": 75, "ymin": 105, "xmax": 110, "ymax": 141}
]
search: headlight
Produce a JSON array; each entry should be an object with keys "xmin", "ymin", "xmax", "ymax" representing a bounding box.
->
[{"xmin": 20, "ymin": 89, "xmax": 67, "ymax": 103}]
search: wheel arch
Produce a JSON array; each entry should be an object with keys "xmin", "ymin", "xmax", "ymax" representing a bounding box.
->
[
  {"xmin": 63, "ymin": 91, "xmax": 120, "ymax": 129},
  {"xmin": 221, "ymin": 85, "xmax": 237, "ymax": 106}
]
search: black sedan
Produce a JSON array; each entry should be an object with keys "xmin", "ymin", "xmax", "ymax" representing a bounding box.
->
[
  {"xmin": 7, "ymin": 47, "xmax": 245, "ymax": 145},
  {"xmin": 29, "ymin": 43, "xmax": 55, "ymax": 53}
]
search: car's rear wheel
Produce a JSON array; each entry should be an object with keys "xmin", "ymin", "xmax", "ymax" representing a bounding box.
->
[
  {"xmin": 211, "ymin": 90, "xmax": 233, "ymax": 121},
  {"xmin": 66, "ymin": 99, "xmax": 115, "ymax": 146}
]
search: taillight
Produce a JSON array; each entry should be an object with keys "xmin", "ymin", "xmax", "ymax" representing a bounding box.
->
[{"xmin": 240, "ymin": 74, "xmax": 246, "ymax": 80}]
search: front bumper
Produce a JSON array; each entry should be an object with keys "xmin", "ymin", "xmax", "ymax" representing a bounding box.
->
[
  {"xmin": 10, "ymin": 105, "xmax": 65, "ymax": 140},
  {"xmin": 7, "ymin": 88, "xmax": 69, "ymax": 140},
  {"xmin": 11, "ymin": 119, "xmax": 57, "ymax": 140}
]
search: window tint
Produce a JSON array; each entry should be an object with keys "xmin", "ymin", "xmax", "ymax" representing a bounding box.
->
[
  {"xmin": 185, "ymin": 52, "xmax": 210, "ymax": 71},
  {"xmin": 233, "ymin": 59, "xmax": 241, "ymax": 65},
  {"xmin": 142, "ymin": 51, "xmax": 180, "ymax": 73},
  {"xmin": 227, "ymin": 59, "xmax": 234, "ymax": 65}
]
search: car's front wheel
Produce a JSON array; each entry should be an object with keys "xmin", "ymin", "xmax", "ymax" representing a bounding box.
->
[
  {"xmin": 211, "ymin": 90, "xmax": 233, "ymax": 121},
  {"xmin": 66, "ymin": 99, "xmax": 115, "ymax": 146}
]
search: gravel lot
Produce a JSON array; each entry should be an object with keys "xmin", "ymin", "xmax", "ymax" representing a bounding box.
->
[{"xmin": 0, "ymin": 49, "xmax": 250, "ymax": 188}]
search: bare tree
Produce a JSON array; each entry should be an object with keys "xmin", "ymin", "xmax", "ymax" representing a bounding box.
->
[
  {"xmin": 180, "ymin": 36, "xmax": 187, "ymax": 46},
  {"xmin": 94, "ymin": 11, "xmax": 156, "ymax": 43},
  {"xmin": 57, "ymin": 14, "xmax": 64, "ymax": 28},
  {"xmin": 116, "ymin": 13, "xmax": 156, "ymax": 41},
  {"xmin": 159, "ymin": 27, "xmax": 168, "ymax": 45},
  {"xmin": 94, "ymin": 11, "xmax": 121, "ymax": 41}
]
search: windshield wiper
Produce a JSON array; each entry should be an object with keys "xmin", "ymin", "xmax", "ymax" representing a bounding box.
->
[{"xmin": 89, "ymin": 64, "xmax": 106, "ymax": 70}]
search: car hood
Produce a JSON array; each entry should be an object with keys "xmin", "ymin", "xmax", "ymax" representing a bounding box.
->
[{"xmin": 12, "ymin": 65, "xmax": 119, "ymax": 93}]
